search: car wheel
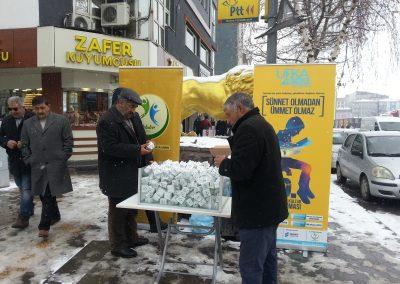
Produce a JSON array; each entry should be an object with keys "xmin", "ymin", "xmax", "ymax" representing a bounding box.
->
[
  {"xmin": 336, "ymin": 164, "xmax": 346, "ymax": 184},
  {"xmin": 360, "ymin": 175, "xmax": 372, "ymax": 201}
]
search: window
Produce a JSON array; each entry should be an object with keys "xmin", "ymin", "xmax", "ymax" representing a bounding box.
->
[
  {"xmin": 199, "ymin": 65, "xmax": 211, "ymax": 77},
  {"xmin": 185, "ymin": 26, "xmax": 198, "ymax": 54},
  {"xmin": 351, "ymin": 135, "xmax": 364, "ymax": 154},
  {"xmin": 343, "ymin": 134, "xmax": 356, "ymax": 149},
  {"xmin": 64, "ymin": 90, "xmax": 109, "ymax": 127},
  {"xmin": 211, "ymin": 4, "xmax": 216, "ymax": 41},
  {"xmin": 211, "ymin": 51, "xmax": 215, "ymax": 70},
  {"xmin": 165, "ymin": 0, "xmax": 171, "ymax": 26},
  {"xmin": 152, "ymin": 0, "xmax": 167, "ymax": 47},
  {"xmin": 200, "ymin": 44, "xmax": 210, "ymax": 66}
]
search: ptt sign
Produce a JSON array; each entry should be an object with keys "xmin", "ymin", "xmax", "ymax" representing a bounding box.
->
[
  {"xmin": 229, "ymin": 4, "xmax": 255, "ymax": 17},
  {"xmin": 218, "ymin": 0, "xmax": 260, "ymax": 23}
]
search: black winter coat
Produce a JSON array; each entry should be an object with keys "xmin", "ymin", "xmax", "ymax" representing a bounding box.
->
[
  {"xmin": 0, "ymin": 111, "xmax": 34, "ymax": 176},
  {"xmin": 97, "ymin": 106, "xmax": 152, "ymax": 199},
  {"xmin": 219, "ymin": 108, "xmax": 288, "ymax": 229}
]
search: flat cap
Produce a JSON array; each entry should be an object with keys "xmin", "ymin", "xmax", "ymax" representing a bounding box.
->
[{"xmin": 112, "ymin": 87, "xmax": 142, "ymax": 105}]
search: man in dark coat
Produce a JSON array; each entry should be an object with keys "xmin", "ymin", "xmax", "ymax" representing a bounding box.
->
[
  {"xmin": 21, "ymin": 96, "xmax": 74, "ymax": 238},
  {"xmin": 215, "ymin": 92, "xmax": 288, "ymax": 284},
  {"xmin": 216, "ymin": 120, "xmax": 228, "ymax": 136},
  {"xmin": 0, "ymin": 96, "xmax": 34, "ymax": 229},
  {"xmin": 97, "ymin": 87, "xmax": 153, "ymax": 258}
]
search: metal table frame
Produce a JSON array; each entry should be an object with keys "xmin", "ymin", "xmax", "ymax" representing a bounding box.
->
[{"xmin": 117, "ymin": 194, "xmax": 231, "ymax": 284}]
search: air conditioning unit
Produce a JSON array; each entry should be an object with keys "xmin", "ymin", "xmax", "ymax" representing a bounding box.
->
[
  {"xmin": 65, "ymin": 12, "xmax": 95, "ymax": 31},
  {"xmin": 101, "ymin": 3, "xmax": 131, "ymax": 27}
]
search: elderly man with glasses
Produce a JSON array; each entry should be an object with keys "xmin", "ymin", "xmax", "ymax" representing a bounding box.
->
[
  {"xmin": 97, "ymin": 87, "xmax": 155, "ymax": 258},
  {"xmin": 0, "ymin": 96, "xmax": 34, "ymax": 229}
]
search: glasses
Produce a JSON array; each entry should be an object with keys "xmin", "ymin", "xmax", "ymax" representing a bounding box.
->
[{"xmin": 8, "ymin": 107, "xmax": 19, "ymax": 111}]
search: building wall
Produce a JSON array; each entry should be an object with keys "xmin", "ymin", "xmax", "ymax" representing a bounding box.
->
[
  {"xmin": 214, "ymin": 23, "xmax": 238, "ymax": 75},
  {"xmin": 0, "ymin": 0, "xmax": 39, "ymax": 29},
  {"xmin": 38, "ymin": 0, "xmax": 73, "ymax": 27},
  {"xmin": 165, "ymin": 0, "xmax": 214, "ymax": 76}
]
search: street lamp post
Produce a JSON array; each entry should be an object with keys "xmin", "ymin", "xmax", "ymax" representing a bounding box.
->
[{"xmin": 267, "ymin": 0, "xmax": 279, "ymax": 63}]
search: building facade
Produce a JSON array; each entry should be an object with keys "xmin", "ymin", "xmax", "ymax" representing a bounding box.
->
[
  {"xmin": 0, "ymin": 0, "xmax": 218, "ymax": 162},
  {"xmin": 165, "ymin": 0, "xmax": 217, "ymax": 77}
]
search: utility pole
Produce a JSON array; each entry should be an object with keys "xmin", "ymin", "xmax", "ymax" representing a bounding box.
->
[{"xmin": 267, "ymin": 0, "xmax": 279, "ymax": 63}]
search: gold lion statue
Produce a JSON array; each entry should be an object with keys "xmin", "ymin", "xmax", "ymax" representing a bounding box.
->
[{"xmin": 181, "ymin": 65, "xmax": 254, "ymax": 120}]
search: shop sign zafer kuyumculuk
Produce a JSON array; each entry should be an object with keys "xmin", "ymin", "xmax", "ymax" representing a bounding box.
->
[
  {"xmin": 37, "ymin": 27, "xmax": 150, "ymax": 73},
  {"xmin": 218, "ymin": 0, "xmax": 260, "ymax": 23},
  {"xmin": 254, "ymin": 64, "xmax": 336, "ymax": 252}
]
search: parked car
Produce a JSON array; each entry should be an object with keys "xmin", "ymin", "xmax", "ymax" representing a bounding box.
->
[
  {"xmin": 360, "ymin": 116, "xmax": 400, "ymax": 131},
  {"xmin": 332, "ymin": 128, "xmax": 357, "ymax": 170},
  {"xmin": 336, "ymin": 131, "xmax": 400, "ymax": 200}
]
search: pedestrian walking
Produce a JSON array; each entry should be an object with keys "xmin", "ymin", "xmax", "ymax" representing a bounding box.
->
[
  {"xmin": 97, "ymin": 87, "xmax": 154, "ymax": 258},
  {"xmin": 0, "ymin": 96, "xmax": 34, "ymax": 229},
  {"xmin": 214, "ymin": 92, "xmax": 288, "ymax": 284},
  {"xmin": 21, "ymin": 96, "xmax": 74, "ymax": 238}
]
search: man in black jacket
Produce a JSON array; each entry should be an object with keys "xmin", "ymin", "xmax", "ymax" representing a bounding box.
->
[
  {"xmin": 0, "ymin": 96, "xmax": 34, "ymax": 229},
  {"xmin": 97, "ymin": 87, "xmax": 153, "ymax": 258},
  {"xmin": 215, "ymin": 93, "xmax": 288, "ymax": 284}
]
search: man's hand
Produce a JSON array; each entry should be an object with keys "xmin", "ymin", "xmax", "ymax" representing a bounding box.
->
[
  {"xmin": 6, "ymin": 140, "xmax": 18, "ymax": 149},
  {"xmin": 17, "ymin": 141, "xmax": 22, "ymax": 149},
  {"xmin": 140, "ymin": 143, "xmax": 152, "ymax": 156},
  {"xmin": 214, "ymin": 155, "xmax": 226, "ymax": 167}
]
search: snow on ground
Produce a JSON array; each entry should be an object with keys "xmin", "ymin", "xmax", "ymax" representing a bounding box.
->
[
  {"xmin": 180, "ymin": 136, "xmax": 229, "ymax": 148},
  {"xmin": 0, "ymin": 175, "xmax": 108, "ymax": 283},
  {"xmin": 1, "ymin": 174, "xmax": 400, "ymax": 283},
  {"xmin": 329, "ymin": 176, "xmax": 400, "ymax": 254},
  {"xmin": 0, "ymin": 181, "xmax": 16, "ymax": 192}
]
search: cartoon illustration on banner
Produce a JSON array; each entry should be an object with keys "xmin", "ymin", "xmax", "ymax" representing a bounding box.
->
[{"xmin": 254, "ymin": 64, "xmax": 336, "ymax": 252}]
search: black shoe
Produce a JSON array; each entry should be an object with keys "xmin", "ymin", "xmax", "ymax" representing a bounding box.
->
[
  {"xmin": 149, "ymin": 222, "xmax": 168, "ymax": 233},
  {"xmin": 111, "ymin": 247, "xmax": 137, "ymax": 258},
  {"xmin": 129, "ymin": 237, "xmax": 149, "ymax": 248}
]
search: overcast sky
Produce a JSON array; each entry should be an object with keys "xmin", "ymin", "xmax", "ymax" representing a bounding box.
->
[{"xmin": 337, "ymin": 31, "xmax": 400, "ymax": 99}]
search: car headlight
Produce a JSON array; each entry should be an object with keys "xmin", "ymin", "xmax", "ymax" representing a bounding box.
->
[{"xmin": 372, "ymin": 166, "xmax": 395, "ymax": 180}]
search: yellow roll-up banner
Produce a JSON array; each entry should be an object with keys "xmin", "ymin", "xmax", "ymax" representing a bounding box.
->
[
  {"xmin": 119, "ymin": 67, "xmax": 183, "ymax": 162},
  {"xmin": 254, "ymin": 64, "xmax": 336, "ymax": 252},
  {"xmin": 119, "ymin": 67, "xmax": 183, "ymax": 223}
]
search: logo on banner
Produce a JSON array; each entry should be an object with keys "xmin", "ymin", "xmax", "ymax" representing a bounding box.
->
[
  {"xmin": 276, "ymin": 69, "xmax": 311, "ymax": 87},
  {"xmin": 137, "ymin": 94, "xmax": 169, "ymax": 139}
]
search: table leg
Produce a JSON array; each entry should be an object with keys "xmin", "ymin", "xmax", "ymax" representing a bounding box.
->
[
  {"xmin": 215, "ymin": 217, "xmax": 224, "ymax": 268},
  {"xmin": 155, "ymin": 211, "xmax": 164, "ymax": 250},
  {"xmin": 155, "ymin": 219, "xmax": 172, "ymax": 283},
  {"xmin": 211, "ymin": 218, "xmax": 220, "ymax": 284}
]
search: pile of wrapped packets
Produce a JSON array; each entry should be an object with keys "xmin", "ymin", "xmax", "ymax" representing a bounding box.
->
[{"xmin": 140, "ymin": 160, "xmax": 225, "ymax": 211}]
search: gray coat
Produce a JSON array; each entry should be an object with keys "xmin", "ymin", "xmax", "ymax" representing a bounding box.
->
[{"xmin": 21, "ymin": 113, "xmax": 74, "ymax": 196}]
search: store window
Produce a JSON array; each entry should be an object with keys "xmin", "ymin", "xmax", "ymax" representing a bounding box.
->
[
  {"xmin": 63, "ymin": 90, "xmax": 109, "ymax": 128},
  {"xmin": 0, "ymin": 89, "xmax": 42, "ymax": 120}
]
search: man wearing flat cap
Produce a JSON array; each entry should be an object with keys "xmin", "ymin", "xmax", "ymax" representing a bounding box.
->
[{"xmin": 97, "ymin": 87, "xmax": 154, "ymax": 258}]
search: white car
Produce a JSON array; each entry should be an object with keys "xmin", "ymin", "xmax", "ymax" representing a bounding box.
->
[
  {"xmin": 360, "ymin": 116, "xmax": 400, "ymax": 131},
  {"xmin": 332, "ymin": 129, "xmax": 357, "ymax": 170},
  {"xmin": 336, "ymin": 131, "xmax": 400, "ymax": 200}
]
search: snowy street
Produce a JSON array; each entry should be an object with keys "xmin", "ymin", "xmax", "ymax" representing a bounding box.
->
[{"xmin": 1, "ymin": 174, "xmax": 400, "ymax": 284}]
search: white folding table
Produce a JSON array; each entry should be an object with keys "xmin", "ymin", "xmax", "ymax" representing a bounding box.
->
[{"xmin": 117, "ymin": 194, "xmax": 232, "ymax": 284}]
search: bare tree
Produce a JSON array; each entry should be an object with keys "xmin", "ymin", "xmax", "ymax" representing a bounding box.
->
[{"xmin": 240, "ymin": 0, "xmax": 400, "ymax": 85}]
